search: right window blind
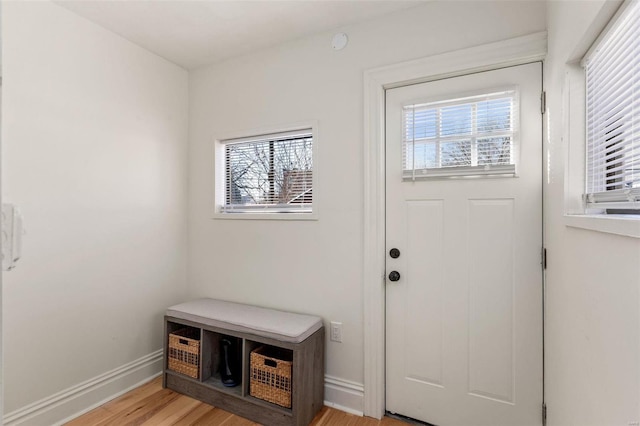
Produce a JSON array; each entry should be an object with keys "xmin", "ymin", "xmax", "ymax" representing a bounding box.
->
[{"xmin": 584, "ymin": 0, "xmax": 640, "ymax": 208}]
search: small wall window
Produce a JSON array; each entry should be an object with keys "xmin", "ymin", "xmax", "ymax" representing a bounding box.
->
[
  {"xmin": 215, "ymin": 127, "xmax": 315, "ymax": 217},
  {"xmin": 402, "ymin": 89, "xmax": 519, "ymax": 179},
  {"xmin": 583, "ymin": 0, "xmax": 639, "ymax": 211}
]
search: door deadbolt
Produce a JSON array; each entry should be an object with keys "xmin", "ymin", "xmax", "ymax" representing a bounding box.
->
[
  {"xmin": 389, "ymin": 248, "xmax": 400, "ymax": 259},
  {"xmin": 388, "ymin": 271, "xmax": 401, "ymax": 282}
]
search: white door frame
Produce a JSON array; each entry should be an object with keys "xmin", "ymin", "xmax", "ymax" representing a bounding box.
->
[{"xmin": 362, "ymin": 31, "xmax": 547, "ymax": 419}]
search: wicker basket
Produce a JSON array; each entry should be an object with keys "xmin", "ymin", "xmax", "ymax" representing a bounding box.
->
[
  {"xmin": 250, "ymin": 346, "xmax": 293, "ymax": 408},
  {"xmin": 168, "ymin": 328, "xmax": 200, "ymax": 379}
]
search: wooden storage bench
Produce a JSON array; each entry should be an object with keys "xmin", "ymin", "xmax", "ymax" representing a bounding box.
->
[{"xmin": 163, "ymin": 298, "xmax": 324, "ymax": 426}]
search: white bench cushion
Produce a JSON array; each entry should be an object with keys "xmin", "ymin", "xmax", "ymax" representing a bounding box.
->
[{"xmin": 166, "ymin": 298, "xmax": 323, "ymax": 344}]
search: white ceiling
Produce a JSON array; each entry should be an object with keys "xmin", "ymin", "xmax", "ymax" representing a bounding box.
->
[{"xmin": 55, "ymin": 0, "xmax": 425, "ymax": 69}]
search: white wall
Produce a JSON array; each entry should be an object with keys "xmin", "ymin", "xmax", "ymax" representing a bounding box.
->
[
  {"xmin": 545, "ymin": 1, "xmax": 640, "ymax": 425},
  {"xmin": 188, "ymin": 1, "xmax": 546, "ymax": 410},
  {"xmin": 0, "ymin": 1, "xmax": 4, "ymax": 419},
  {"xmin": 2, "ymin": 1, "xmax": 188, "ymax": 421},
  {"xmin": 8, "ymin": 1, "xmax": 636, "ymax": 424}
]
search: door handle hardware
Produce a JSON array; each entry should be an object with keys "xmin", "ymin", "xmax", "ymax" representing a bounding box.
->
[
  {"xmin": 389, "ymin": 248, "xmax": 400, "ymax": 259},
  {"xmin": 388, "ymin": 271, "xmax": 401, "ymax": 282}
]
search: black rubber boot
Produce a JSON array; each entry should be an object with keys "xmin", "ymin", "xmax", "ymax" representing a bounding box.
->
[{"xmin": 220, "ymin": 338, "xmax": 239, "ymax": 387}]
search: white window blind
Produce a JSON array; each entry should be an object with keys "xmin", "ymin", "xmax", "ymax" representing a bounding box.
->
[
  {"xmin": 221, "ymin": 129, "xmax": 313, "ymax": 213},
  {"xmin": 402, "ymin": 90, "xmax": 518, "ymax": 179},
  {"xmin": 584, "ymin": 0, "xmax": 640, "ymax": 209}
]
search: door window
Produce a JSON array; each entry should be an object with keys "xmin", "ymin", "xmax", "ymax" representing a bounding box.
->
[{"xmin": 402, "ymin": 89, "xmax": 518, "ymax": 179}]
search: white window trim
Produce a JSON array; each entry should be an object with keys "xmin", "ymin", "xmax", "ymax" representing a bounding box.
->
[
  {"xmin": 562, "ymin": 0, "xmax": 640, "ymax": 239},
  {"xmin": 565, "ymin": 214, "xmax": 640, "ymax": 238},
  {"xmin": 363, "ymin": 32, "xmax": 547, "ymax": 419},
  {"xmin": 212, "ymin": 121, "xmax": 319, "ymax": 221}
]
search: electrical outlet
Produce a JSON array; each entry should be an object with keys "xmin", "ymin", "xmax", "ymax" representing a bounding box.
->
[{"xmin": 330, "ymin": 321, "xmax": 342, "ymax": 342}]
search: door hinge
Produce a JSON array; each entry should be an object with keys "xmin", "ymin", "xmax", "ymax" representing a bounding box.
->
[
  {"xmin": 541, "ymin": 91, "xmax": 546, "ymax": 114},
  {"xmin": 541, "ymin": 248, "xmax": 547, "ymax": 270},
  {"xmin": 542, "ymin": 403, "xmax": 547, "ymax": 426}
]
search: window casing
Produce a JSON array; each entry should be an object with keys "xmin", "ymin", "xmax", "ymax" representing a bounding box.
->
[
  {"xmin": 402, "ymin": 89, "xmax": 519, "ymax": 179},
  {"xmin": 217, "ymin": 129, "xmax": 314, "ymax": 215},
  {"xmin": 583, "ymin": 0, "xmax": 640, "ymax": 211}
]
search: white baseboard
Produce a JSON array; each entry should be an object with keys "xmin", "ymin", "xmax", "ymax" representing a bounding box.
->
[
  {"xmin": 4, "ymin": 351, "xmax": 365, "ymax": 424},
  {"xmin": 324, "ymin": 375, "xmax": 364, "ymax": 416},
  {"xmin": 3, "ymin": 349, "xmax": 163, "ymax": 426}
]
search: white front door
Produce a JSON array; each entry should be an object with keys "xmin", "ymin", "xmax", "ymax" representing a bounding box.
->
[{"xmin": 385, "ymin": 62, "xmax": 543, "ymax": 426}]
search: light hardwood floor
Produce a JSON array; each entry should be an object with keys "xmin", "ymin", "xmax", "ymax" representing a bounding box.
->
[{"xmin": 65, "ymin": 377, "xmax": 408, "ymax": 426}]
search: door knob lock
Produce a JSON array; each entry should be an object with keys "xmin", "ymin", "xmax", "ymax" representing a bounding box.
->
[
  {"xmin": 389, "ymin": 248, "xmax": 400, "ymax": 258},
  {"xmin": 388, "ymin": 271, "xmax": 401, "ymax": 282}
]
